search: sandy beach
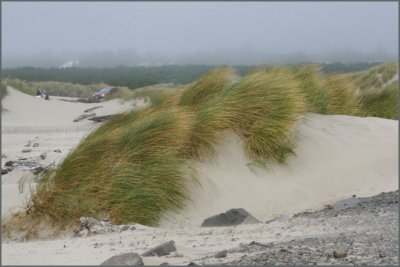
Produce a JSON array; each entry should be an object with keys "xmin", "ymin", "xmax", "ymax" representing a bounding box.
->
[{"xmin": 1, "ymin": 87, "xmax": 398, "ymax": 265}]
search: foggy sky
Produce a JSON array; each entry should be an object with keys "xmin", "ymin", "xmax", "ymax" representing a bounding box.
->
[{"xmin": 2, "ymin": 1, "xmax": 398, "ymax": 67}]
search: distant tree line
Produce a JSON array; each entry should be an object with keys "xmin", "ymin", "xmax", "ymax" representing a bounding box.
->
[{"xmin": 1, "ymin": 63, "xmax": 382, "ymax": 90}]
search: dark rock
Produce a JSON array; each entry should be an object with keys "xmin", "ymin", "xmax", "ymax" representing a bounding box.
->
[
  {"xmin": 54, "ymin": 149, "xmax": 62, "ymax": 153},
  {"xmin": 2, "ymin": 169, "xmax": 8, "ymax": 175},
  {"xmin": 187, "ymin": 262, "xmax": 199, "ymax": 266},
  {"xmin": 100, "ymin": 252, "xmax": 144, "ymax": 266},
  {"xmin": 73, "ymin": 113, "xmax": 96, "ymax": 122},
  {"xmin": 201, "ymin": 208, "xmax": 260, "ymax": 227},
  {"xmin": 333, "ymin": 248, "xmax": 347, "ymax": 258},
  {"xmin": 32, "ymin": 166, "xmax": 45, "ymax": 176},
  {"xmin": 88, "ymin": 115, "xmax": 114, "ymax": 123},
  {"xmin": 159, "ymin": 262, "xmax": 169, "ymax": 266},
  {"xmin": 4, "ymin": 161, "xmax": 14, "ymax": 167},
  {"xmin": 40, "ymin": 153, "xmax": 47, "ymax": 160},
  {"xmin": 21, "ymin": 149, "xmax": 32, "ymax": 153},
  {"xmin": 141, "ymin": 240, "xmax": 176, "ymax": 257},
  {"xmin": 84, "ymin": 105, "xmax": 103, "ymax": 113},
  {"xmin": 33, "ymin": 143, "xmax": 39, "ymax": 147},
  {"xmin": 215, "ymin": 249, "xmax": 227, "ymax": 258}
]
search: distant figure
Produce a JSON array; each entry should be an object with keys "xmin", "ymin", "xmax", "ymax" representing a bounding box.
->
[
  {"xmin": 42, "ymin": 90, "xmax": 47, "ymax": 98},
  {"xmin": 36, "ymin": 89, "xmax": 42, "ymax": 97},
  {"xmin": 45, "ymin": 92, "xmax": 49, "ymax": 100}
]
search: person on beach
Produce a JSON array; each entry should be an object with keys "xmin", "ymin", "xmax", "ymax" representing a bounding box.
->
[{"xmin": 45, "ymin": 92, "xmax": 49, "ymax": 100}]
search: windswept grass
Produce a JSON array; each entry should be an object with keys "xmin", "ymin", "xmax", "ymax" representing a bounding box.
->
[
  {"xmin": 4, "ymin": 63, "xmax": 397, "ymax": 240},
  {"xmin": 292, "ymin": 65, "xmax": 330, "ymax": 114},
  {"xmin": 350, "ymin": 62, "xmax": 398, "ymax": 92},
  {"xmin": 324, "ymin": 75, "xmax": 361, "ymax": 115},
  {"xmin": 357, "ymin": 81, "xmax": 398, "ymax": 119}
]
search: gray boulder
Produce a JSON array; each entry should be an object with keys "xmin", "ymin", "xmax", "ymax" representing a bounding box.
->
[
  {"xmin": 201, "ymin": 208, "xmax": 260, "ymax": 227},
  {"xmin": 100, "ymin": 252, "xmax": 143, "ymax": 266},
  {"xmin": 141, "ymin": 241, "xmax": 176, "ymax": 257}
]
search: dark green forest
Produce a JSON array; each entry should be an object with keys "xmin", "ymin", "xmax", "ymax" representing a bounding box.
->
[{"xmin": 1, "ymin": 62, "xmax": 381, "ymax": 90}]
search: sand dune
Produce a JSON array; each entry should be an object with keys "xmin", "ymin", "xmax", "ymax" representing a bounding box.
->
[
  {"xmin": 160, "ymin": 114, "xmax": 398, "ymax": 226},
  {"xmin": 1, "ymin": 86, "xmax": 398, "ymax": 265}
]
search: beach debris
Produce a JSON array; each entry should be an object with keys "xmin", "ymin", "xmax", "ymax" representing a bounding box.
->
[
  {"xmin": 88, "ymin": 115, "xmax": 114, "ymax": 123},
  {"xmin": 76, "ymin": 217, "xmax": 136, "ymax": 237},
  {"xmin": 73, "ymin": 113, "xmax": 96, "ymax": 122},
  {"xmin": 100, "ymin": 252, "xmax": 144, "ymax": 266},
  {"xmin": 54, "ymin": 149, "xmax": 62, "ymax": 153},
  {"xmin": 2, "ymin": 160, "xmax": 52, "ymax": 178},
  {"xmin": 141, "ymin": 240, "xmax": 176, "ymax": 257},
  {"xmin": 40, "ymin": 152, "xmax": 47, "ymax": 160},
  {"xmin": 201, "ymin": 208, "xmax": 260, "ymax": 227},
  {"xmin": 21, "ymin": 148, "xmax": 32, "ymax": 153},
  {"xmin": 84, "ymin": 105, "xmax": 103, "ymax": 113},
  {"xmin": 333, "ymin": 248, "xmax": 348, "ymax": 258},
  {"xmin": 214, "ymin": 249, "xmax": 228, "ymax": 258}
]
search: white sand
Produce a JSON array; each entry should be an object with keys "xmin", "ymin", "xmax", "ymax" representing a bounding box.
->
[
  {"xmin": 1, "ymin": 87, "xmax": 141, "ymax": 216},
  {"xmin": 160, "ymin": 114, "xmax": 398, "ymax": 226},
  {"xmin": 1, "ymin": 86, "xmax": 398, "ymax": 265}
]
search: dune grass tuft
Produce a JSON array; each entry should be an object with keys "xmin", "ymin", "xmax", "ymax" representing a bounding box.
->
[{"xmin": 357, "ymin": 81, "xmax": 398, "ymax": 119}]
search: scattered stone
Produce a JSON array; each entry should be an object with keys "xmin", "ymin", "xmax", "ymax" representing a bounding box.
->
[
  {"xmin": 142, "ymin": 241, "xmax": 176, "ymax": 257},
  {"xmin": 333, "ymin": 248, "xmax": 347, "ymax": 258},
  {"xmin": 33, "ymin": 143, "xmax": 39, "ymax": 147},
  {"xmin": 76, "ymin": 217, "xmax": 136, "ymax": 237},
  {"xmin": 40, "ymin": 152, "xmax": 47, "ymax": 160},
  {"xmin": 2, "ymin": 169, "xmax": 8, "ymax": 175},
  {"xmin": 201, "ymin": 208, "xmax": 260, "ymax": 227},
  {"xmin": 88, "ymin": 115, "xmax": 114, "ymax": 123},
  {"xmin": 54, "ymin": 149, "xmax": 62, "ymax": 153},
  {"xmin": 4, "ymin": 161, "xmax": 14, "ymax": 167},
  {"xmin": 84, "ymin": 105, "xmax": 103, "ymax": 113},
  {"xmin": 119, "ymin": 225, "xmax": 129, "ymax": 232},
  {"xmin": 214, "ymin": 250, "xmax": 227, "ymax": 258},
  {"xmin": 73, "ymin": 113, "xmax": 96, "ymax": 122},
  {"xmin": 187, "ymin": 262, "xmax": 199, "ymax": 266},
  {"xmin": 100, "ymin": 252, "xmax": 144, "ymax": 266},
  {"xmin": 32, "ymin": 166, "xmax": 46, "ymax": 176},
  {"xmin": 160, "ymin": 262, "xmax": 169, "ymax": 266},
  {"xmin": 21, "ymin": 149, "xmax": 32, "ymax": 153}
]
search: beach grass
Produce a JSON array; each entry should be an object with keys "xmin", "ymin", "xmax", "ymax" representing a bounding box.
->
[{"xmin": 4, "ymin": 63, "xmax": 398, "ymax": 239}]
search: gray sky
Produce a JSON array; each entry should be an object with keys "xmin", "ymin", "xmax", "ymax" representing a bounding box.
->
[{"xmin": 2, "ymin": 1, "xmax": 398, "ymax": 66}]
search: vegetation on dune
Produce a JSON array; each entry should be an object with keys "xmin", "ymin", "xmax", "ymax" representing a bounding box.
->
[
  {"xmin": 292, "ymin": 65, "xmax": 330, "ymax": 114},
  {"xmin": 4, "ymin": 63, "xmax": 398, "ymax": 239},
  {"xmin": 350, "ymin": 62, "xmax": 398, "ymax": 92},
  {"xmin": 3, "ymin": 78, "xmax": 110, "ymax": 98},
  {"xmin": 357, "ymin": 81, "xmax": 398, "ymax": 119},
  {"xmin": 324, "ymin": 75, "xmax": 361, "ymax": 115}
]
